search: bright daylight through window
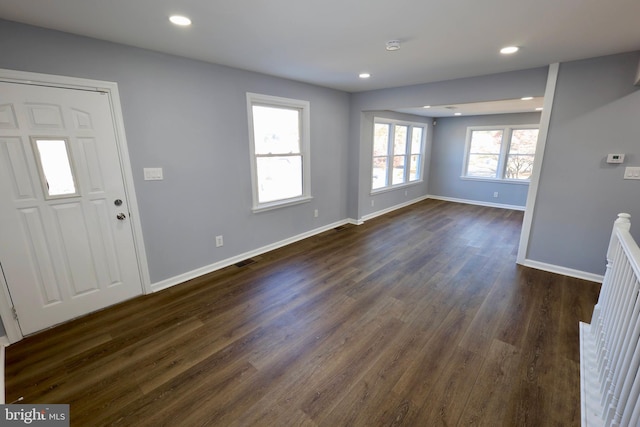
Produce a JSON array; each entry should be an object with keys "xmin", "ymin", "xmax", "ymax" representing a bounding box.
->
[
  {"xmin": 32, "ymin": 137, "xmax": 79, "ymax": 199},
  {"xmin": 463, "ymin": 126, "xmax": 539, "ymax": 181},
  {"xmin": 372, "ymin": 119, "xmax": 426, "ymax": 191},
  {"xmin": 247, "ymin": 93, "xmax": 310, "ymax": 211}
]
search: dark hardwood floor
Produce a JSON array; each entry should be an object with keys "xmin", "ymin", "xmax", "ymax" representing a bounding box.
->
[{"xmin": 5, "ymin": 199, "xmax": 601, "ymax": 426}]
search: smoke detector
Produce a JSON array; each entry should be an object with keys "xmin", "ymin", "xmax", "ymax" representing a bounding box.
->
[{"xmin": 386, "ymin": 40, "xmax": 401, "ymax": 51}]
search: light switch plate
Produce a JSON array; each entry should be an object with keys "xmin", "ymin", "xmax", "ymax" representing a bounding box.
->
[
  {"xmin": 144, "ymin": 167, "xmax": 163, "ymax": 180},
  {"xmin": 624, "ymin": 167, "xmax": 640, "ymax": 180}
]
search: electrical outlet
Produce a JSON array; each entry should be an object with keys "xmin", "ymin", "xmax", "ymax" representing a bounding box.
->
[
  {"xmin": 371, "ymin": 200, "xmax": 375, "ymax": 207},
  {"xmin": 314, "ymin": 209, "xmax": 318, "ymax": 218},
  {"xmin": 404, "ymin": 190, "xmax": 408, "ymax": 196},
  {"xmin": 215, "ymin": 235, "xmax": 224, "ymax": 247},
  {"xmin": 493, "ymin": 192, "xmax": 499, "ymax": 198}
]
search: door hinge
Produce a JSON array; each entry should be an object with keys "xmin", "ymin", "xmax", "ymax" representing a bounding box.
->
[{"xmin": 12, "ymin": 306, "xmax": 18, "ymax": 321}]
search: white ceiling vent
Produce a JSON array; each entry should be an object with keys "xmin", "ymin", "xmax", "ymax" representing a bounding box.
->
[{"xmin": 385, "ymin": 40, "xmax": 401, "ymax": 51}]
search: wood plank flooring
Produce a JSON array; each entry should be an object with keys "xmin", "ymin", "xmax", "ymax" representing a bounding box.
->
[{"xmin": 5, "ymin": 199, "xmax": 601, "ymax": 426}]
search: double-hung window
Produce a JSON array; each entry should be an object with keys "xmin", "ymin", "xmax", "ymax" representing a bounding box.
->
[
  {"xmin": 463, "ymin": 125, "xmax": 539, "ymax": 181},
  {"xmin": 247, "ymin": 93, "xmax": 311, "ymax": 211},
  {"xmin": 372, "ymin": 119, "xmax": 426, "ymax": 191}
]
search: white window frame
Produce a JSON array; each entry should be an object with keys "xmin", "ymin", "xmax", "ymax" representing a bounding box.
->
[
  {"xmin": 247, "ymin": 93, "xmax": 312, "ymax": 212},
  {"xmin": 371, "ymin": 117, "xmax": 426, "ymax": 193},
  {"xmin": 461, "ymin": 124, "xmax": 539, "ymax": 184}
]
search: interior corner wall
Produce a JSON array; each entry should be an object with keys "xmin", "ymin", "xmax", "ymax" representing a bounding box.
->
[
  {"xmin": 360, "ymin": 111, "xmax": 432, "ymax": 217},
  {"xmin": 429, "ymin": 112, "xmax": 542, "ymax": 207},
  {"xmin": 526, "ymin": 51, "xmax": 640, "ymax": 275},
  {"xmin": 349, "ymin": 67, "xmax": 549, "ymax": 221},
  {"xmin": 0, "ymin": 19, "xmax": 351, "ymax": 285}
]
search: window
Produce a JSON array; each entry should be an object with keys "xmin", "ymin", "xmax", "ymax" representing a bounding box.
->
[
  {"xmin": 247, "ymin": 93, "xmax": 311, "ymax": 211},
  {"xmin": 31, "ymin": 137, "xmax": 79, "ymax": 199},
  {"xmin": 372, "ymin": 119, "xmax": 426, "ymax": 191},
  {"xmin": 463, "ymin": 125, "xmax": 539, "ymax": 181}
]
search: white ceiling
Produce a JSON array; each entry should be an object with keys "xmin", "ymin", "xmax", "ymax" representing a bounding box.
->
[
  {"xmin": 0, "ymin": 0, "xmax": 639, "ymax": 93},
  {"xmin": 393, "ymin": 97, "xmax": 545, "ymax": 118}
]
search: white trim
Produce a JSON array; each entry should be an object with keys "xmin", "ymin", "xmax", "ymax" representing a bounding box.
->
[
  {"xmin": 462, "ymin": 124, "xmax": 539, "ymax": 181},
  {"xmin": 151, "ymin": 219, "xmax": 350, "ymax": 293},
  {"xmin": 371, "ymin": 117, "xmax": 427, "ymax": 192},
  {"xmin": 370, "ymin": 180, "xmax": 424, "ymax": 195},
  {"xmin": 251, "ymin": 195, "xmax": 312, "ymax": 213},
  {"xmin": 0, "ymin": 262, "xmax": 21, "ymax": 343},
  {"xmin": 361, "ymin": 195, "xmax": 430, "ymax": 222},
  {"xmin": 520, "ymin": 259, "xmax": 604, "ymax": 283},
  {"xmin": 426, "ymin": 194, "xmax": 526, "ymax": 211},
  {"xmin": 373, "ymin": 117, "xmax": 428, "ymax": 127},
  {"xmin": 0, "ymin": 68, "xmax": 151, "ymax": 343},
  {"xmin": 517, "ymin": 63, "xmax": 560, "ymax": 264},
  {"xmin": 459, "ymin": 176, "xmax": 530, "ymax": 185},
  {"xmin": 246, "ymin": 92, "xmax": 311, "ymax": 212},
  {"xmin": 347, "ymin": 218, "xmax": 364, "ymax": 225},
  {"xmin": 105, "ymin": 78, "xmax": 152, "ymax": 295},
  {"xmin": 579, "ymin": 321, "xmax": 604, "ymax": 427}
]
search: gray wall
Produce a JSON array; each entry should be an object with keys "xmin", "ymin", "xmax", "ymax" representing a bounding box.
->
[
  {"xmin": 0, "ymin": 19, "xmax": 351, "ymax": 284},
  {"xmin": 527, "ymin": 52, "xmax": 640, "ymax": 274},
  {"xmin": 429, "ymin": 112, "xmax": 542, "ymax": 207},
  {"xmin": 349, "ymin": 67, "xmax": 549, "ymax": 220}
]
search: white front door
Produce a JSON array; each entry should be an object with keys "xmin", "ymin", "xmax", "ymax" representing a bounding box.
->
[{"xmin": 0, "ymin": 81, "xmax": 143, "ymax": 335}]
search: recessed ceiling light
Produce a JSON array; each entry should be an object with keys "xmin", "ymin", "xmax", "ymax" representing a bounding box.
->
[
  {"xmin": 422, "ymin": 105, "xmax": 431, "ymax": 109},
  {"xmin": 521, "ymin": 96, "xmax": 534, "ymax": 101},
  {"xmin": 359, "ymin": 73, "xmax": 371, "ymax": 79},
  {"xmin": 169, "ymin": 15, "xmax": 192, "ymax": 26},
  {"xmin": 500, "ymin": 46, "xmax": 519, "ymax": 55},
  {"xmin": 454, "ymin": 112, "xmax": 462, "ymax": 116},
  {"xmin": 535, "ymin": 107, "xmax": 543, "ymax": 111}
]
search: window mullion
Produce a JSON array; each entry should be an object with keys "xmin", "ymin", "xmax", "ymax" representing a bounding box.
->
[
  {"xmin": 387, "ymin": 124, "xmax": 395, "ymax": 186},
  {"xmin": 403, "ymin": 125, "xmax": 411, "ymax": 181},
  {"xmin": 372, "ymin": 118, "xmax": 427, "ymax": 191},
  {"xmin": 498, "ymin": 128, "xmax": 512, "ymax": 179},
  {"xmin": 256, "ymin": 152, "xmax": 300, "ymax": 158}
]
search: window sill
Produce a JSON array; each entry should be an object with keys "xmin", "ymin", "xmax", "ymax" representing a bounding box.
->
[
  {"xmin": 370, "ymin": 181, "xmax": 423, "ymax": 195},
  {"xmin": 460, "ymin": 176, "xmax": 530, "ymax": 185},
  {"xmin": 252, "ymin": 196, "xmax": 313, "ymax": 213}
]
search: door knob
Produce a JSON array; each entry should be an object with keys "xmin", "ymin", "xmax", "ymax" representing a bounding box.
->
[{"xmin": 116, "ymin": 213, "xmax": 126, "ymax": 220}]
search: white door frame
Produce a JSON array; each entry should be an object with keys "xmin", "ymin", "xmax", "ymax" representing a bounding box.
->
[{"xmin": 0, "ymin": 68, "xmax": 151, "ymax": 343}]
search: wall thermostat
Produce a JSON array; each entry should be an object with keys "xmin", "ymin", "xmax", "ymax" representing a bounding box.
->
[{"xmin": 607, "ymin": 154, "xmax": 625, "ymax": 164}]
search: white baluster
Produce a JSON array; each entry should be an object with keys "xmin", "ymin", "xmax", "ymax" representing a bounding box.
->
[{"xmin": 580, "ymin": 213, "xmax": 638, "ymax": 427}]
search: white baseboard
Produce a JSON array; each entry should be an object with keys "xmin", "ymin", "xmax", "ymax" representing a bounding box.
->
[
  {"xmin": 361, "ymin": 195, "xmax": 430, "ymax": 222},
  {"xmin": 151, "ymin": 219, "xmax": 352, "ymax": 292},
  {"xmin": 519, "ymin": 259, "xmax": 604, "ymax": 283},
  {"xmin": 427, "ymin": 194, "xmax": 526, "ymax": 211},
  {"xmin": 151, "ymin": 195, "xmax": 600, "ymax": 293},
  {"xmin": 152, "ymin": 196, "xmax": 430, "ymax": 293}
]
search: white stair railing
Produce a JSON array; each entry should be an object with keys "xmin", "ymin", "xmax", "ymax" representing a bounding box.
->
[{"xmin": 581, "ymin": 213, "xmax": 640, "ymax": 427}]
